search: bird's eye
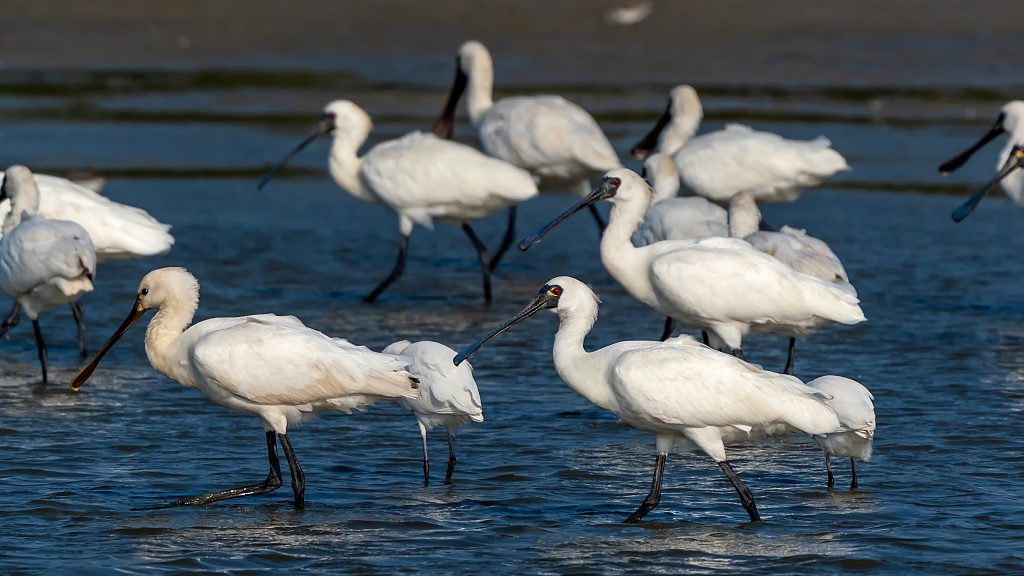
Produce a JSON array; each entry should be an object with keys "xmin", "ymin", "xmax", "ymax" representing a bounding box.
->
[
  {"xmin": 548, "ymin": 286, "xmax": 562, "ymax": 296},
  {"xmin": 612, "ymin": 178, "xmax": 621, "ymax": 186},
  {"xmin": 140, "ymin": 288, "xmax": 149, "ymax": 296}
]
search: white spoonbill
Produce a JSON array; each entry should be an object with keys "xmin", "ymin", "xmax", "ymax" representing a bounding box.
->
[
  {"xmin": 0, "ymin": 169, "xmax": 174, "ymax": 356},
  {"xmin": 0, "ymin": 166, "xmax": 96, "ymax": 383},
  {"xmin": 382, "ymin": 340, "xmax": 483, "ymax": 485},
  {"xmin": 259, "ymin": 100, "xmax": 538, "ymax": 305},
  {"xmin": 519, "ymin": 169, "xmax": 866, "ymax": 373},
  {"xmin": 70, "ymin": 267, "xmax": 419, "ymax": 507},
  {"xmin": 454, "ymin": 277, "xmax": 842, "ymax": 522},
  {"xmin": 807, "ymin": 376, "xmax": 875, "ymax": 489},
  {"xmin": 431, "ymin": 40, "xmax": 621, "ymax": 230},
  {"xmin": 631, "ymin": 85, "xmax": 849, "ymax": 204},
  {"xmin": 631, "ymin": 153, "xmax": 728, "ymax": 247},
  {"xmin": 939, "ymin": 101, "xmax": 1024, "ymax": 221}
]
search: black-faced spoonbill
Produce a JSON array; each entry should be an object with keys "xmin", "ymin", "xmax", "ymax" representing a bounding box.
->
[
  {"xmin": 382, "ymin": 340, "xmax": 483, "ymax": 485},
  {"xmin": 519, "ymin": 169, "xmax": 866, "ymax": 367},
  {"xmin": 0, "ymin": 169, "xmax": 174, "ymax": 359},
  {"xmin": 938, "ymin": 101, "xmax": 1024, "ymax": 221},
  {"xmin": 432, "ymin": 40, "xmax": 621, "ymax": 231},
  {"xmin": 0, "ymin": 166, "xmax": 96, "ymax": 383},
  {"xmin": 454, "ymin": 277, "xmax": 842, "ymax": 523},
  {"xmin": 807, "ymin": 376, "xmax": 875, "ymax": 489},
  {"xmin": 259, "ymin": 100, "xmax": 538, "ymax": 305},
  {"xmin": 631, "ymin": 85, "xmax": 849, "ymax": 204},
  {"xmin": 70, "ymin": 267, "xmax": 419, "ymax": 508}
]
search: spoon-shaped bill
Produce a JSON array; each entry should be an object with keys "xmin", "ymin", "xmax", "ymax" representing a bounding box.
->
[
  {"xmin": 431, "ymin": 61, "xmax": 468, "ymax": 140},
  {"xmin": 952, "ymin": 145, "xmax": 1024, "ymax": 222},
  {"xmin": 70, "ymin": 297, "xmax": 148, "ymax": 391},
  {"xmin": 453, "ymin": 290, "xmax": 560, "ymax": 366},
  {"xmin": 518, "ymin": 178, "xmax": 619, "ymax": 251},
  {"xmin": 630, "ymin": 101, "xmax": 672, "ymax": 160},
  {"xmin": 939, "ymin": 115, "xmax": 1005, "ymax": 175},
  {"xmin": 257, "ymin": 114, "xmax": 335, "ymax": 190}
]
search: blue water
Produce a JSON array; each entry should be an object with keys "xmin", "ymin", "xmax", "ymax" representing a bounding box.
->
[{"xmin": 2, "ymin": 23, "xmax": 1024, "ymax": 575}]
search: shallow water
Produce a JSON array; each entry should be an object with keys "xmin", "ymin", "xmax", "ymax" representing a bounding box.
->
[{"xmin": 3, "ymin": 3, "xmax": 1024, "ymax": 574}]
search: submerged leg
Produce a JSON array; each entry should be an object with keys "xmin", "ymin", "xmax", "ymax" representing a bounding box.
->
[
  {"xmin": 365, "ymin": 234, "xmax": 410, "ymax": 303},
  {"xmin": 170, "ymin": 431, "xmax": 283, "ymax": 506},
  {"xmin": 419, "ymin": 422, "xmax": 430, "ymax": 486},
  {"xmin": 824, "ymin": 448, "xmax": 834, "ymax": 488},
  {"xmin": 718, "ymin": 461, "xmax": 760, "ymax": 522},
  {"xmin": 32, "ymin": 320, "xmax": 48, "ymax": 384},
  {"xmin": 444, "ymin": 429, "xmax": 457, "ymax": 484},
  {"xmin": 0, "ymin": 301, "xmax": 21, "ymax": 338},
  {"xmin": 589, "ymin": 204, "xmax": 607, "ymax": 233},
  {"xmin": 70, "ymin": 301, "xmax": 87, "ymax": 359},
  {"xmin": 278, "ymin": 433, "xmax": 305, "ymax": 507},
  {"xmin": 624, "ymin": 453, "xmax": 667, "ymax": 523},
  {"xmin": 850, "ymin": 458, "xmax": 858, "ymax": 490},
  {"xmin": 488, "ymin": 206, "xmax": 517, "ymax": 273},
  {"xmin": 462, "ymin": 224, "xmax": 493, "ymax": 305},
  {"xmin": 732, "ymin": 349, "xmax": 746, "ymax": 361},
  {"xmin": 783, "ymin": 338, "xmax": 795, "ymax": 375},
  {"xmin": 659, "ymin": 317, "xmax": 675, "ymax": 342}
]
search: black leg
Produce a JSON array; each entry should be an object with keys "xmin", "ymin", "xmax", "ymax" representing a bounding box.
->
[
  {"xmin": 624, "ymin": 453, "xmax": 667, "ymax": 523},
  {"xmin": 32, "ymin": 320, "xmax": 48, "ymax": 384},
  {"xmin": 783, "ymin": 337, "xmax": 795, "ymax": 375},
  {"xmin": 365, "ymin": 234, "xmax": 409, "ymax": 303},
  {"xmin": 0, "ymin": 301, "xmax": 21, "ymax": 338},
  {"xmin": 718, "ymin": 461, "xmax": 760, "ymax": 522},
  {"xmin": 278, "ymin": 433, "xmax": 305, "ymax": 507},
  {"xmin": 419, "ymin": 423, "xmax": 430, "ymax": 486},
  {"xmin": 169, "ymin": 431, "xmax": 283, "ymax": 506},
  {"xmin": 702, "ymin": 331, "xmax": 710, "ymax": 346},
  {"xmin": 444, "ymin": 430, "xmax": 457, "ymax": 484},
  {"xmin": 850, "ymin": 458, "xmax": 858, "ymax": 490},
  {"xmin": 659, "ymin": 317, "xmax": 675, "ymax": 342},
  {"xmin": 589, "ymin": 204, "xmax": 607, "ymax": 233},
  {"xmin": 462, "ymin": 224, "xmax": 493, "ymax": 305},
  {"xmin": 824, "ymin": 449, "xmax": 834, "ymax": 488},
  {"xmin": 732, "ymin": 348, "xmax": 746, "ymax": 361},
  {"xmin": 70, "ymin": 301, "xmax": 87, "ymax": 359},
  {"xmin": 488, "ymin": 206, "xmax": 517, "ymax": 273}
]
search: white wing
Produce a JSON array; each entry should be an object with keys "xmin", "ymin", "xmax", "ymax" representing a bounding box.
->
[
  {"xmin": 632, "ymin": 197, "xmax": 728, "ymax": 246},
  {"xmin": 392, "ymin": 341, "xmax": 483, "ymax": 421},
  {"xmin": 807, "ymin": 376, "xmax": 875, "ymax": 436},
  {"xmin": 188, "ymin": 315, "xmax": 418, "ymax": 407},
  {"xmin": 745, "ymin": 226, "xmax": 849, "ymax": 282},
  {"xmin": 478, "ymin": 96, "xmax": 620, "ymax": 179},
  {"xmin": 0, "ymin": 216, "xmax": 95, "ymax": 297},
  {"xmin": 0, "ymin": 172, "xmax": 173, "ymax": 262},
  {"xmin": 361, "ymin": 132, "xmax": 537, "ymax": 227}
]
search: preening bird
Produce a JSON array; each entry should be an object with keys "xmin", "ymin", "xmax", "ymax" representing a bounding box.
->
[
  {"xmin": 0, "ymin": 166, "xmax": 96, "ymax": 382},
  {"xmin": 259, "ymin": 100, "xmax": 538, "ymax": 304},
  {"xmin": 807, "ymin": 376, "xmax": 875, "ymax": 489},
  {"xmin": 432, "ymin": 40, "xmax": 621, "ymax": 230},
  {"xmin": 454, "ymin": 277, "xmax": 843, "ymax": 523},
  {"xmin": 70, "ymin": 267, "xmax": 420, "ymax": 508},
  {"xmin": 631, "ymin": 85, "xmax": 849, "ymax": 204},
  {"xmin": 519, "ymin": 169, "xmax": 866, "ymax": 373},
  {"xmin": 631, "ymin": 153, "xmax": 728, "ymax": 247},
  {"xmin": 383, "ymin": 340, "xmax": 483, "ymax": 485},
  {"xmin": 939, "ymin": 101, "xmax": 1024, "ymax": 222}
]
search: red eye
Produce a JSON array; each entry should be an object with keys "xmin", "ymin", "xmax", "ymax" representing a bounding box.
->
[
  {"xmin": 549, "ymin": 286, "xmax": 562, "ymax": 296},
  {"xmin": 612, "ymin": 178, "xmax": 621, "ymax": 186}
]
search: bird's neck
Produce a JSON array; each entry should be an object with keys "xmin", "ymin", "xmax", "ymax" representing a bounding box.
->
[
  {"xmin": 2, "ymin": 193, "xmax": 39, "ymax": 234},
  {"xmin": 650, "ymin": 173, "xmax": 680, "ymax": 204},
  {"xmin": 145, "ymin": 301, "xmax": 197, "ymax": 384},
  {"xmin": 659, "ymin": 104, "xmax": 702, "ymax": 156},
  {"xmin": 552, "ymin": 308, "xmax": 618, "ymax": 412},
  {"xmin": 728, "ymin": 200, "xmax": 761, "ymax": 238},
  {"xmin": 328, "ymin": 130, "xmax": 379, "ymax": 204},
  {"xmin": 600, "ymin": 200, "xmax": 658, "ymax": 305},
  {"xmin": 466, "ymin": 60, "xmax": 494, "ymax": 125}
]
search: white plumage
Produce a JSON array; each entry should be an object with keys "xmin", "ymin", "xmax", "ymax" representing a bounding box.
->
[
  {"xmin": 632, "ymin": 153, "xmax": 727, "ymax": 247},
  {"xmin": 807, "ymin": 375, "xmax": 875, "ymax": 488},
  {"xmin": 632, "ymin": 85, "xmax": 849, "ymax": 204},
  {"xmin": 520, "ymin": 169, "xmax": 866, "ymax": 367},
  {"xmin": 71, "ymin": 267, "xmax": 419, "ymax": 508},
  {"xmin": 260, "ymin": 99, "xmax": 538, "ymax": 304},
  {"xmin": 0, "ymin": 171, "xmax": 173, "ymax": 262},
  {"xmin": 0, "ymin": 166, "xmax": 96, "ymax": 383},
  {"xmin": 455, "ymin": 276, "xmax": 843, "ymax": 523},
  {"xmin": 383, "ymin": 340, "xmax": 484, "ymax": 485}
]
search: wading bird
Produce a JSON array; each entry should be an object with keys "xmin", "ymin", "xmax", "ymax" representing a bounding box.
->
[
  {"xmin": 807, "ymin": 376, "xmax": 875, "ymax": 489},
  {"xmin": 70, "ymin": 267, "xmax": 419, "ymax": 508},
  {"xmin": 454, "ymin": 277, "xmax": 841, "ymax": 523},
  {"xmin": 520, "ymin": 169, "xmax": 865, "ymax": 374},
  {"xmin": 259, "ymin": 100, "xmax": 538, "ymax": 304},
  {"xmin": 0, "ymin": 169, "xmax": 174, "ymax": 357},
  {"xmin": 432, "ymin": 40, "xmax": 621, "ymax": 230},
  {"xmin": 939, "ymin": 101, "xmax": 1024, "ymax": 221},
  {"xmin": 631, "ymin": 85, "xmax": 849, "ymax": 204},
  {"xmin": 0, "ymin": 166, "xmax": 96, "ymax": 382},
  {"xmin": 383, "ymin": 340, "xmax": 483, "ymax": 485},
  {"xmin": 631, "ymin": 153, "xmax": 728, "ymax": 247}
]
